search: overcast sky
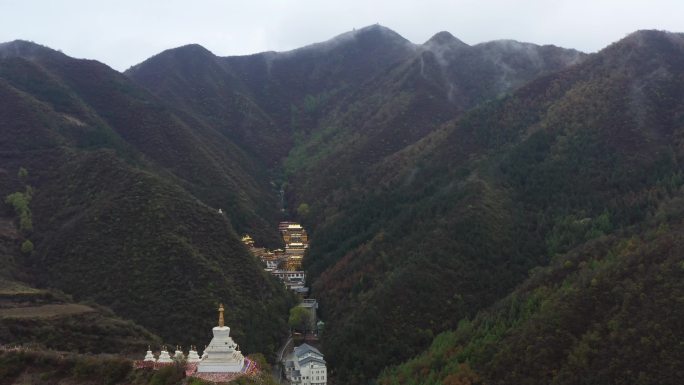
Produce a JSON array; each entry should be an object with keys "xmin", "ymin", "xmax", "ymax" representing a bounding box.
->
[{"xmin": 1, "ymin": 0, "xmax": 682, "ymax": 72}]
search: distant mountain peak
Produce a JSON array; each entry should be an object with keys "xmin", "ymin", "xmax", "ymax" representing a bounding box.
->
[
  {"xmin": 355, "ymin": 24, "xmax": 407, "ymax": 39},
  {"xmin": 625, "ymin": 29, "xmax": 681, "ymax": 40},
  {"xmin": 0, "ymin": 39, "xmax": 42, "ymax": 50},
  {"xmin": 618, "ymin": 29, "xmax": 684, "ymax": 49},
  {"xmin": 289, "ymin": 24, "xmax": 414, "ymax": 55},
  {"xmin": 424, "ymin": 31, "xmax": 469, "ymax": 49},
  {"xmin": 0, "ymin": 39, "xmax": 65, "ymax": 60},
  {"xmin": 595, "ymin": 29, "xmax": 684, "ymax": 67},
  {"xmin": 480, "ymin": 39, "xmax": 537, "ymax": 50},
  {"xmin": 175, "ymin": 43, "xmax": 213, "ymax": 53},
  {"xmin": 125, "ymin": 43, "xmax": 216, "ymax": 73},
  {"xmin": 154, "ymin": 43, "xmax": 216, "ymax": 60}
]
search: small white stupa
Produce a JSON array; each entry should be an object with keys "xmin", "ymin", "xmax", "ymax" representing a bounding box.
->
[
  {"xmin": 144, "ymin": 346, "xmax": 156, "ymax": 362},
  {"xmin": 188, "ymin": 346, "xmax": 201, "ymax": 363},
  {"xmin": 157, "ymin": 346, "xmax": 173, "ymax": 363},
  {"xmin": 174, "ymin": 346, "xmax": 185, "ymax": 361},
  {"xmin": 197, "ymin": 303, "xmax": 245, "ymax": 373}
]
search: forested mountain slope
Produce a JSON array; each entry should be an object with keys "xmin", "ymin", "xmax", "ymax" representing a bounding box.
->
[
  {"xmin": 306, "ymin": 30, "xmax": 684, "ymax": 383},
  {"xmin": 285, "ymin": 30, "xmax": 584, "ymax": 223},
  {"xmin": 379, "ymin": 206, "xmax": 684, "ymax": 385},
  {"xmin": 124, "ymin": 25, "xmax": 590, "ymax": 382},
  {"xmin": 0, "ymin": 41, "xmax": 293, "ymax": 355},
  {"xmin": 1, "ymin": 40, "xmax": 281, "ymax": 245},
  {"xmin": 1, "ymin": 212, "xmax": 158, "ymax": 354},
  {"xmin": 126, "ymin": 25, "xmax": 417, "ymax": 165},
  {"xmin": 4, "ymin": 25, "xmax": 680, "ymax": 385},
  {"xmin": 126, "ymin": 24, "xmax": 583, "ymax": 190}
]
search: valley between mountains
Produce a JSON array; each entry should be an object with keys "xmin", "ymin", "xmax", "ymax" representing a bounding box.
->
[{"xmin": 1, "ymin": 25, "xmax": 684, "ymax": 385}]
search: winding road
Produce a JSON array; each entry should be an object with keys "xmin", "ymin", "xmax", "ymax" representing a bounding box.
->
[{"xmin": 272, "ymin": 333, "xmax": 293, "ymax": 383}]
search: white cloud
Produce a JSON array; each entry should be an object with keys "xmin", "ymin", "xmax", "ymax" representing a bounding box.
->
[{"xmin": 0, "ymin": 0, "xmax": 681, "ymax": 71}]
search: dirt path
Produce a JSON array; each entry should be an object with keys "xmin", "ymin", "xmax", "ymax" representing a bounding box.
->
[{"xmin": 0, "ymin": 304, "xmax": 94, "ymax": 318}]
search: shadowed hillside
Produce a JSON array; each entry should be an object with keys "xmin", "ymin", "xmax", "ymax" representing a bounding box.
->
[
  {"xmin": 0, "ymin": 40, "xmax": 281, "ymax": 246},
  {"xmin": 127, "ymin": 25, "xmax": 418, "ymax": 166},
  {"xmin": 305, "ymin": 30, "xmax": 684, "ymax": 383},
  {"xmin": 285, "ymin": 32, "xmax": 584, "ymax": 222},
  {"xmin": 125, "ymin": 25, "xmax": 592, "ymax": 383},
  {"xmin": 379, "ymin": 205, "xmax": 684, "ymax": 385},
  {"xmin": 0, "ymin": 41, "xmax": 294, "ymax": 356},
  {"xmin": 126, "ymin": 24, "xmax": 584, "ymax": 227}
]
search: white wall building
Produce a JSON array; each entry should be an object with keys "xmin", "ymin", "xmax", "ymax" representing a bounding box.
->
[
  {"xmin": 285, "ymin": 343, "xmax": 327, "ymax": 385},
  {"xmin": 272, "ymin": 270, "xmax": 306, "ymax": 281}
]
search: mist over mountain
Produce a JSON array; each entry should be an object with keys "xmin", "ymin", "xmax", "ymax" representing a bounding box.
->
[
  {"xmin": 2, "ymin": 25, "xmax": 683, "ymax": 385},
  {"xmin": 309, "ymin": 29, "xmax": 684, "ymax": 383},
  {"xmin": 127, "ymin": 25, "xmax": 585, "ymax": 231}
]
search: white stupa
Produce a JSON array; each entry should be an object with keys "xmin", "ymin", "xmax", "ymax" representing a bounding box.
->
[
  {"xmin": 174, "ymin": 346, "xmax": 185, "ymax": 361},
  {"xmin": 197, "ymin": 303, "xmax": 245, "ymax": 373},
  {"xmin": 144, "ymin": 346, "xmax": 156, "ymax": 362},
  {"xmin": 158, "ymin": 347, "xmax": 173, "ymax": 363},
  {"xmin": 188, "ymin": 346, "xmax": 201, "ymax": 363}
]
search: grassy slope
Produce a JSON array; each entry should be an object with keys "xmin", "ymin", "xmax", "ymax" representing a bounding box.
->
[
  {"xmin": 1, "ymin": 219, "xmax": 159, "ymax": 355},
  {"xmin": 0, "ymin": 349, "xmax": 139, "ymax": 385},
  {"xmin": 0, "ymin": 294, "xmax": 160, "ymax": 355}
]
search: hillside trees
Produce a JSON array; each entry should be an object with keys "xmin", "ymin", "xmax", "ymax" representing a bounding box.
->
[
  {"xmin": 295, "ymin": 30, "xmax": 684, "ymax": 383},
  {"xmin": 288, "ymin": 307, "xmax": 311, "ymax": 333},
  {"xmin": 5, "ymin": 190, "xmax": 32, "ymax": 232},
  {"xmin": 0, "ymin": 42, "xmax": 294, "ymax": 359},
  {"xmin": 379, "ymin": 213, "xmax": 684, "ymax": 385},
  {"xmin": 5, "ymin": 167, "xmax": 35, "ymax": 255}
]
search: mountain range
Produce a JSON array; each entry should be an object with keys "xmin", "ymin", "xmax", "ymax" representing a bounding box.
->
[
  {"xmin": 0, "ymin": 39, "xmax": 293, "ymax": 356},
  {"xmin": 1, "ymin": 24, "xmax": 683, "ymax": 385}
]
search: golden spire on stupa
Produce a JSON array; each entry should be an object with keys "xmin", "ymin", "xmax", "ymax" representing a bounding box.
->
[{"xmin": 218, "ymin": 303, "xmax": 225, "ymax": 327}]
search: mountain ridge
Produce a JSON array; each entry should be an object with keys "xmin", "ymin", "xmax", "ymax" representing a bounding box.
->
[
  {"xmin": 3, "ymin": 26, "xmax": 683, "ymax": 385},
  {"xmin": 0, "ymin": 40, "xmax": 67, "ymax": 61},
  {"xmin": 119, "ymin": 25, "xmax": 591, "ymax": 382},
  {"xmin": 307, "ymin": 27, "xmax": 684, "ymax": 383},
  {"xmin": 0, "ymin": 42, "xmax": 294, "ymax": 356}
]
